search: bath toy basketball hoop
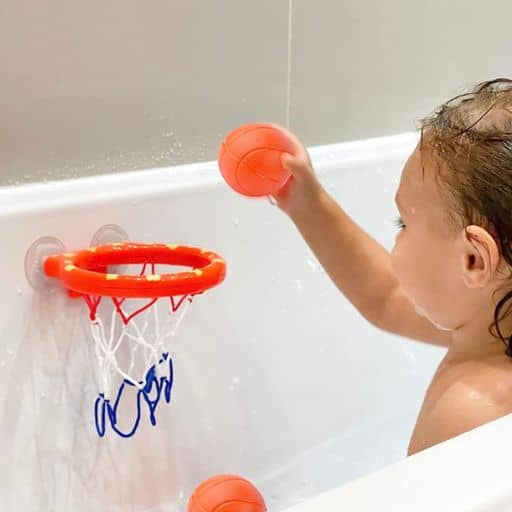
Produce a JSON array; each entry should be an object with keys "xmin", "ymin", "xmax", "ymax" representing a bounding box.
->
[
  {"xmin": 31, "ymin": 238, "xmax": 226, "ymax": 397},
  {"xmin": 43, "ymin": 242, "xmax": 226, "ymax": 300}
]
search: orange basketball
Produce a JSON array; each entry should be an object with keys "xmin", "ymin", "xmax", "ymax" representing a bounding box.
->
[
  {"xmin": 188, "ymin": 474, "xmax": 266, "ymax": 512},
  {"xmin": 218, "ymin": 123, "xmax": 296, "ymax": 197}
]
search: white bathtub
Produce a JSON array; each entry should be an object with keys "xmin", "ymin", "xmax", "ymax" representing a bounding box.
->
[{"xmin": 1, "ymin": 131, "xmax": 510, "ymax": 511}]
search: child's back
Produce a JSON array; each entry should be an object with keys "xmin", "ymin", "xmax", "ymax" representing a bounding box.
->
[{"xmin": 408, "ymin": 346, "xmax": 512, "ymax": 454}]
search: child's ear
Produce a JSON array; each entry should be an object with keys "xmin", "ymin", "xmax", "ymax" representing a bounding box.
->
[{"xmin": 460, "ymin": 225, "xmax": 500, "ymax": 288}]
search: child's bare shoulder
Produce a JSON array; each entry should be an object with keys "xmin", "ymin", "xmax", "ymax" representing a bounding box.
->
[{"xmin": 408, "ymin": 353, "xmax": 512, "ymax": 454}]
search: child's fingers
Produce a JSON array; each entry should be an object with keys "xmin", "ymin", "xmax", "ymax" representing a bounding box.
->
[
  {"xmin": 267, "ymin": 123, "xmax": 312, "ymax": 165},
  {"xmin": 281, "ymin": 152, "xmax": 311, "ymax": 179},
  {"xmin": 281, "ymin": 152, "xmax": 300, "ymax": 172}
]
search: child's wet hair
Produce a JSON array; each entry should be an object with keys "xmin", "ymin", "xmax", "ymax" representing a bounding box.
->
[{"xmin": 418, "ymin": 78, "xmax": 512, "ymax": 356}]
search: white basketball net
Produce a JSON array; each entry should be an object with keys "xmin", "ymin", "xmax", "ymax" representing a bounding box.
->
[{"xmin": 83, "ymin": 289, "xmax": 193, "ymax": 398}]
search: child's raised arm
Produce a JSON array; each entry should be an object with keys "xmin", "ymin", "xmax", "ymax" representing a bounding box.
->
[{"xmin": 272, "ymin": 125, "xmax": 451, "ymax": 348}]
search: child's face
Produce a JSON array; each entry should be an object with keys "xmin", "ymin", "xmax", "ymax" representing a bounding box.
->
[{"xmin": 390, "ymin": 144, "xmax": 469, "ymax": 331}]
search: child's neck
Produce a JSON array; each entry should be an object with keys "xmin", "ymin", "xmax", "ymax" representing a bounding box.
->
[{"xmin": 447, "ymin": 314, "xmax": 509, "ymax": 361}]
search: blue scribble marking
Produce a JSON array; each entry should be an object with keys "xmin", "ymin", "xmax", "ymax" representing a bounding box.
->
[{"xmin": 94, "ymin": 353, "xmax": 174, "ymax": 438}]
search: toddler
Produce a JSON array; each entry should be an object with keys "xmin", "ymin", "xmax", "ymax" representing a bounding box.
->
[{"xmin": 272, "ymin": 78, "xmax": 512, "ymax": 455}]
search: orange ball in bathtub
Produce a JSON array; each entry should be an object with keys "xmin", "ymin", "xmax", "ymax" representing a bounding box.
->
[
  {"xmin": 218, "ymin": 123, "xmax": 296, "ymax": 197},
  {"xmin": 188, "ymin": 474, "xmax": 266, "ymax": 512}
]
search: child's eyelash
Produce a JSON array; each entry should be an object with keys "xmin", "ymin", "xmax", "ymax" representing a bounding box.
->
[{"xmin": 393, "ymin": 216, "xmax": 405, "ymax": 229}]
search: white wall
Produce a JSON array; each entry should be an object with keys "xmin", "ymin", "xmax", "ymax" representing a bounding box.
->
[{"xmin": 1, "ymin": 0, "xmax": 511, "ymax": 184}]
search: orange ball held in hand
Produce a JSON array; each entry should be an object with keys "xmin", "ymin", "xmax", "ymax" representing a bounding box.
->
[
  {"xmin": 188, "ymin": 474, "xmax": 267, "ymax": 512},
  {"xmin": 218, "ymin": 123, "xmax": 296, "ymax": 197}
]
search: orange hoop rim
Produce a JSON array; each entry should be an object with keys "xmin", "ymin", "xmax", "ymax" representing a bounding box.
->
[{"xmin": 43, "ymin": 242, "xmax": 227, "ymax": 298}]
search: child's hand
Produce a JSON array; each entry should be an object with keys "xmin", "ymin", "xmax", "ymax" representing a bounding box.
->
[{"xmin": 268, "ymin": 124, "xmax": 323, "ymax": 217}]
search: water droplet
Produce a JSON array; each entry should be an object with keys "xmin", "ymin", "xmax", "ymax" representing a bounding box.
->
[
  {"xmin": 404, "ymin": 350, "xmax": 416, "ymax": 363},
  {"xmin": 232, "ymin": 376, "xmax": 239, "ymax": 384},
  {"xmin": 306, "ymin": 257, "xmax": 319, "ymax": 271},
  {"xmin": 41, "ymin": 393, "xmax": 47, "ymax": 399},
  {"xmin": 0, "ymin": 362, "xmax": 6, "ymax": 368},
  {"xmin": 7, "ymin": 349, "xmax": 13, "ymax": 357},
  {"xmin": 295, "ymin": 279, "xmax": 302, "ymax": 290},
  {"xmin": 232, "ymin": 218, "xmax": 240, "ymax": 227},
  {"xmin": 16, "ymin": 287, "xmax": 22, "ymax": 296}
]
